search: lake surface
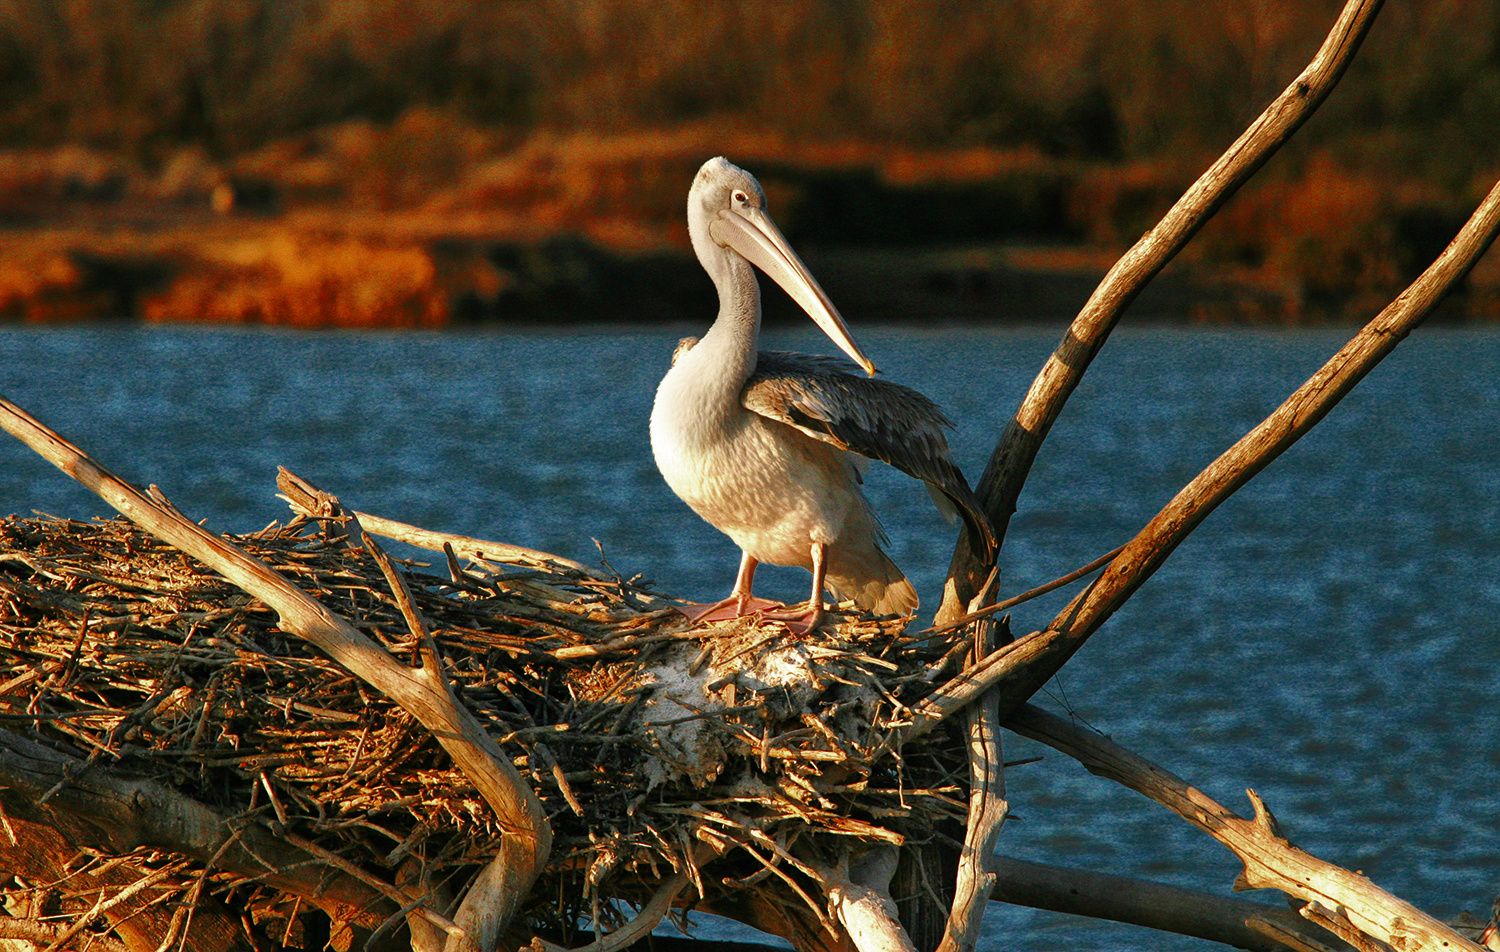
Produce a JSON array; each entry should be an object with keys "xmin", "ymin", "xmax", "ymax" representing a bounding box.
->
[{"xmin": 2, "ymin": 323, "xmax": 1497, "ymax": 950}]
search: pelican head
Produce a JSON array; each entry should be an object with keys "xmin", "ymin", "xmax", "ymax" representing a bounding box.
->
[{"xmin": 689, "ymin": 157, "xmax": 876, "ymax": 376}]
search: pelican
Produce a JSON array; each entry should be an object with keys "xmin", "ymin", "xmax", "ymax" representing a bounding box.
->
[{"xmin": 650, "ymin": 157, "xmax": 994, "ymax": 633}]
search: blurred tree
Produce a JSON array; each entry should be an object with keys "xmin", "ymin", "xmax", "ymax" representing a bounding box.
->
[{"xmin": 1, "ymin": 0, "xmax": 1495, "ymax": 176}]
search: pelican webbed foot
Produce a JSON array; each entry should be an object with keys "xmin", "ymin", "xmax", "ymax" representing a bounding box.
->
[
  {"xmin": 673, "ymin": 596, "xmax": 825, "ymax": 634},
  {"xmin": 676, "ymin": 594, "xmax": 786, "ymax": 624},
  {"xmin": 675, "ymin": 549, "xmax": 827, "ymax": 633},
  {"xmin": 754, "ymin": 601, "xmax": 825, "ymax": 635}
]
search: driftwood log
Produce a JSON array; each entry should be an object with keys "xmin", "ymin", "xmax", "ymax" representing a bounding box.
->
[{"xmin": 3, "ymin": 0, "xmax": 1500, "ymax": 949}]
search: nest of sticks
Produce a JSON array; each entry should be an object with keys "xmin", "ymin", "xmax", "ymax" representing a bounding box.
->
[{"xmin": 0, "ymin": 510, "xmax": 970, "ymax": 948}]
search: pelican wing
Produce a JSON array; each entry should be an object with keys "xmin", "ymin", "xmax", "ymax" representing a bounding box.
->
[{"xmin": 743, "ymin": 350, "xmax": 996, "ymax": 560}]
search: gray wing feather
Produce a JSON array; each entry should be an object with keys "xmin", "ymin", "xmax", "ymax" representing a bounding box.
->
[{"xmin": 744, "ymin": 350, "xmax": 996, "ymax": 560}]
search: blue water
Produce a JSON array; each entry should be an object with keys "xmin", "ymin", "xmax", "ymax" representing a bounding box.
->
[{"xmin": 2, "ymin": 323, "xmax": 1498, "ymax": 949}]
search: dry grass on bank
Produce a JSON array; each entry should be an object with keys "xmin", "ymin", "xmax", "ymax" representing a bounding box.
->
[{"xmin": 1, "ymin": 124, "xmax": 1497, "ymax": 327}]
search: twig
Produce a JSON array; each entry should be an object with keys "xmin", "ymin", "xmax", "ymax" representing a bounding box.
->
[
  {"xmin": 39, "ymin": 857, "xmax": 192, "ymax": 952},
  {"xmin": 277, "ymin": 830, "xmax": 459, "ymax": 935},
  {"xmin": 535, "ymin": 743, "xmax": 585, "ymax": 818},
  {"xmin": 738, "ymin": 840, "xmax": 840, "ymax": 939},
  {"xmin": 921, "ymin": 544, "xmax": 1124, "ymax": 638},
  {"xmin": 530, "ymin": 843, "xmax": 716, "ymax": 952}
]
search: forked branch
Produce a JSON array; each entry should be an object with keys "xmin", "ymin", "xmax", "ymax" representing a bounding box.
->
[
  {"xmin": 940, "ymin": 0, "xmax": 1385, "ymax": 617},
  {"xmin": 1006, "ymin": 703, "xmax": 1484, "ymax": 952},
  {"xmin": 912, "ymin": 172, "xmax": 1500, "ymax": 739}
]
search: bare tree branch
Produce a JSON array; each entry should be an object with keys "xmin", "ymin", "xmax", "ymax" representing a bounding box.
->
[
  {"xmin": 909, "ymin": 172, "xmax": 1500, "ymax": 739},
  {"xmin": 808, "ymin": 847, "xmax": 915, "ymax": 952},
  {"xmin": 1005, "ymin": 703, "xmax": 1484, "ymax": 952},
  {"xmin": 0, "ymin": 400, "xmax": 553, "ymax": 952},
  {"xmin": 990, "ymin": 854, "xmax": 1355, "ymax": 952},
  {"xmin": 323, "ymin": 497, "xmax": 608, "ymax": 581},
  {"xmin": 935, "ymin": 603, "xmax": 1006, "ymax": 952},
  {"xmin": 940, "ymin": 0, "xmax": 1385, "ymax": 618}
]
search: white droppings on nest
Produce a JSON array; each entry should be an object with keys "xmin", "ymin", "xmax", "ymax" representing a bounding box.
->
[
  {"xmin": 717, "ymin": 638, "xmax": 828, "ymax": 715},
  {"xmin": 723, "ymin": 774, "xmax": 779, "ymax": 801},
  {"xmin": 627, "ymin": 613, "xmax": 910, "ymax": 792},
  {"xmin": 744, "ymin": 640, "xmax": 817, "ymax": 688},
  {"xmin": 639, "ymin": 644, "xmax": 730, "ymax": 789},
  {"xmin": 636, "ymin": 620, "xmax": 836, "ymax": 788}
]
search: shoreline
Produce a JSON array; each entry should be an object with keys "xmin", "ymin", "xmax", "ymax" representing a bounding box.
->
[
  {"xmin": 2, "ymin": 217, "xmax": 1485, "ymax": 330},
  {"xmin": 3, "ymin": 134, "xmax": 1496, "ymax": 329}
]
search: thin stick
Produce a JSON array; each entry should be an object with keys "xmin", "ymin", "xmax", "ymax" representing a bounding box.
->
[
  {"xmin": 277, "ymin": 831, "xmax": 460, "ymax": 937},
  {"xmin": 40, "ymin": 858, "xmax": 192, "ymax": 952},
  {"xmin": 530, "ymin": 844, "xmax": 715, "ymax": 952},
  {"xmin": 922, "ymin": 544, "xmax": 1124, "ymax": 638}
]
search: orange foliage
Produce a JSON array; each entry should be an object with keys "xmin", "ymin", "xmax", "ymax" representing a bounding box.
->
[
  {"xmin": 140, "ymin": 235, "xmax": 453, "ymax": 330},
  {"xmin": 1, "ymin": 0, "xmax": 1498, "ymax": 323}
]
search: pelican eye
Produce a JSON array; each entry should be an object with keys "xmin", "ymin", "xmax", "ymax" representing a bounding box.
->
[{"xmin": 732, "ymin": 190, "xmax": 750, "ymax": 206}]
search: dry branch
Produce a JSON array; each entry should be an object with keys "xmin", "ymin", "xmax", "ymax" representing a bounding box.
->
[
  {"xmin": 822, "ymin": 849, "xmax": 915, "ymax": 952},
  {"xmin": 990, "ymin": 854, "xmax": 1354, "ymax": 952},
  {"xmin": 915, "ymin": 171, "xmax": 1500, "ymax": 739},
  {"xmin": 0, "ymin": 398, "xmax": 551, "ymax": 952},
  {"xmin": 338, "ymin": 505, "xmax": 610, "ymax": 584},
  {"xmin": 924, "ymin": 6, "xmax": 1396, "ymax": 938},
  {"xmin": 940, "ymin": 0, "xmax": 1385, "ymax": 619},
  {"xmin": 934, "ymin": 595, "xmax": 1006, "ymax": 952},
  {"xmin": 1006, "ymin": 703, "xmax": 1484, "ymax": 952}
]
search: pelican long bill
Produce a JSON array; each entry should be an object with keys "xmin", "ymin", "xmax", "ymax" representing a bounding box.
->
[{"xmin": 709, "ymin": 204, "xmax": 877, "ymax": 377}]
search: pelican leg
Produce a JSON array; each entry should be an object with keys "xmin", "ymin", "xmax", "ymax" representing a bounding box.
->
[
  {"xmin": 758, "ymin": 542, "xmax": 827, "ymax": 635},
  {"xmin": 677, "ymin": 552, "xmax": 784, "ymax": 623}
]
